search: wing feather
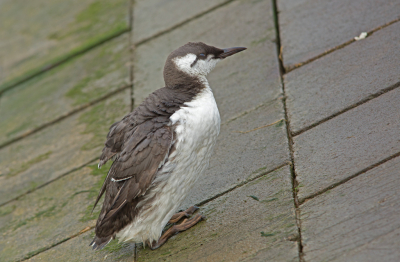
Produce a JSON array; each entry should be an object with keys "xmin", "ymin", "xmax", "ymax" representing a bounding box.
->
[{"xmin": 95, "ymin": 125, "xmax": 172, "ymax": 228}]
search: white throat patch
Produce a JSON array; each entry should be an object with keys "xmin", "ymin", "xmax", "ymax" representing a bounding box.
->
[{"xmin": 172, "ymin": 53, "xmax": 220, "ymax": 77}]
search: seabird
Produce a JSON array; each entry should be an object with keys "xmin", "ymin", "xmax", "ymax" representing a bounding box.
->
[{"xmin": 90, "ymin": 42, "xmax": 246, "ymax": 250}]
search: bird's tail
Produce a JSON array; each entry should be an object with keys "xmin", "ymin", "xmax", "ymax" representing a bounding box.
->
[{"xmin": 89, "ymin": 235, "xmax": 113, "ymax": 250}]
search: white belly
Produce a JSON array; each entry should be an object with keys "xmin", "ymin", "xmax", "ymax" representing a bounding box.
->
[{"xmin": 116, "ymin": 85, "xmax": 220, "ymax": 244}]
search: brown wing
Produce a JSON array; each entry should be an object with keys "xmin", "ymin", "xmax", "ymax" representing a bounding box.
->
[
  {"xmin": 97, "ymin": 114, "xmax": 135, "ymax": 168},
  {"xmin": 94, "ymin": 123, "xmax": 172, "ymax": 220},
  {"xmin": 93, "ymin": 90, "xmax": 177, "ymax": 211},
  {"xmin": 90, "ymin": 123, "xmax": 172, "ymax": 250}
]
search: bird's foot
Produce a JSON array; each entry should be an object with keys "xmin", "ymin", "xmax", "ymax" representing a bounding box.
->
[
  {"xmin": 168, "ymin": 206, "xmax": 199, "ymax": 224},
  {"xmin": 147, "ymin": 213, "xmax": 205, "ymax": 250}
]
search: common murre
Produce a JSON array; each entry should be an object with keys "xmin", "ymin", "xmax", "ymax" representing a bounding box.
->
[{"xmin": 90, "ymin": 42, "xmax": 246, "ymax": 250}]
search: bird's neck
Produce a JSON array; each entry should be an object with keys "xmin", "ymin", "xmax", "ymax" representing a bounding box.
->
[{"xmin": 164, "ymin": 69, "xmax": 209, "ymax": 95}]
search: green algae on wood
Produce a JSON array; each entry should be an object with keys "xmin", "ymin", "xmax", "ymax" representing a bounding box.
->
[
  {"xmin": 0, "ymin": 90, "xmax": 130, "ymax": 206},
  {"xmin": 0, "ymin": 33, "xmax": 129, "ymax": 147},
  {"xmin": 79, "ymin": 97, "xmax": 128, "ymax": 151},
  {"xmin": 261, "ymin": 197, "xmax": 278, "ymax": 203},
  {"xmin": 248, "ymin": 195, "xmax": 259, "ymax": 201},
  {"xmin": 24, "ymin": 246, "xmax": 49, "ymax": 261},
  {"xmin": 260, "ymin": 231, "xmax": 278, "ymax": 237},
  {"xmin": 252, "ymin": 166, "xmax": 268, "ymax": 174},
  {"xmin": 80, "ymin": 162, "xmax": 112, "ymax": 222},
  {"xmin": 102, "ymin": 239, "xmax": 130, "ymax": 253},
  {"xmin": 0, "ymin": 0, "xmax": 129, "ymax": 91},
  {"xmin": 0, "ymin": 163, "xmax": 117, "ymax": 262},
  {"xmin": 13, "ymin": 205, "xmax": 57, "ymax": 231},
  {"xmin": 0, "ymin": 205, "xmax": 16, "ymax": 217},
  {"xmin": 275, "ymin": 119, "xmax": 285, "ymax": 127},
  {"xmin": 48, "ymin": 1, "xmax": 128, "ymax": 42},
  {"xmin": 63, "ymin": 35, "xmax": 130, "ymax": 106},
  {"xmin": 5, "ymin": 151, "xmax": 52, "ymax": 178}
]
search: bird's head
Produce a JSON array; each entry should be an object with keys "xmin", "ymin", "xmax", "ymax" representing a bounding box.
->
[{"xmin": 163, "ymin": 42, "xmax": 246, "ymax": 88}]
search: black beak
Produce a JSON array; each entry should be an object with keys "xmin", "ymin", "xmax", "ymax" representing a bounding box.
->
[{"xmin": 218, "ymin": 47, "xmax": 247, "ymax": 58}]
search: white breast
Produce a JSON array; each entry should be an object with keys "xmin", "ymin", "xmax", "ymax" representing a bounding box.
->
[
  {"xmin": 170, "ymin": 84, "xmax": 221, "ymax": 149},
  {"xmin": 116, "ymin": 83, "xmax": 221, "ymax": 244}
]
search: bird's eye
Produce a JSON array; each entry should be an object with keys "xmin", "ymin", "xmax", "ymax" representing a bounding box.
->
[{"xmin": 199, "ymin": 53, "xmax": 205, "ymax": 57}]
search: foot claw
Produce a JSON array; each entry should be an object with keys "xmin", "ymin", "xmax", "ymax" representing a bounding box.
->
[
  {"xmin": 186, "ymin": 206, "xmax": 199, "ymax": 215},
  {"xmin": 152, "ymin": 212, "xmax": 204, "ymax": 250},
  {"xmin": 168, "ymin": 206, "xmax": 200, "ymax": 224}
]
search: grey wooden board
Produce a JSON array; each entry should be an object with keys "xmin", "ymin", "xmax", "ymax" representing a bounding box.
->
[
  {"xmin": 301, "ymin": 156, "xmax": 400, "ymax": 261},
  {"xmin": 278, "ymin": 0, "xmax": 400, "ymax": 68},
  {"xmin": 294, "ymin": 88, "xmax": 400, "ymax": 199},
  {"xmin": 132, "ymin": 0, "xmax": 227, "ymax": 43},
  {"xmin": 285, "ymin": 22, "xmax": 400, "ymax": 134},
  {"xmin": 26, "ymin": 230, "xmax": 136, "ymax": 262}
]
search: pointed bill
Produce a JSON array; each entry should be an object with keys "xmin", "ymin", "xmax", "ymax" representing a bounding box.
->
[{"xmin": 218, "ymin": 47, "xmax": 247, "ymax": 58}]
